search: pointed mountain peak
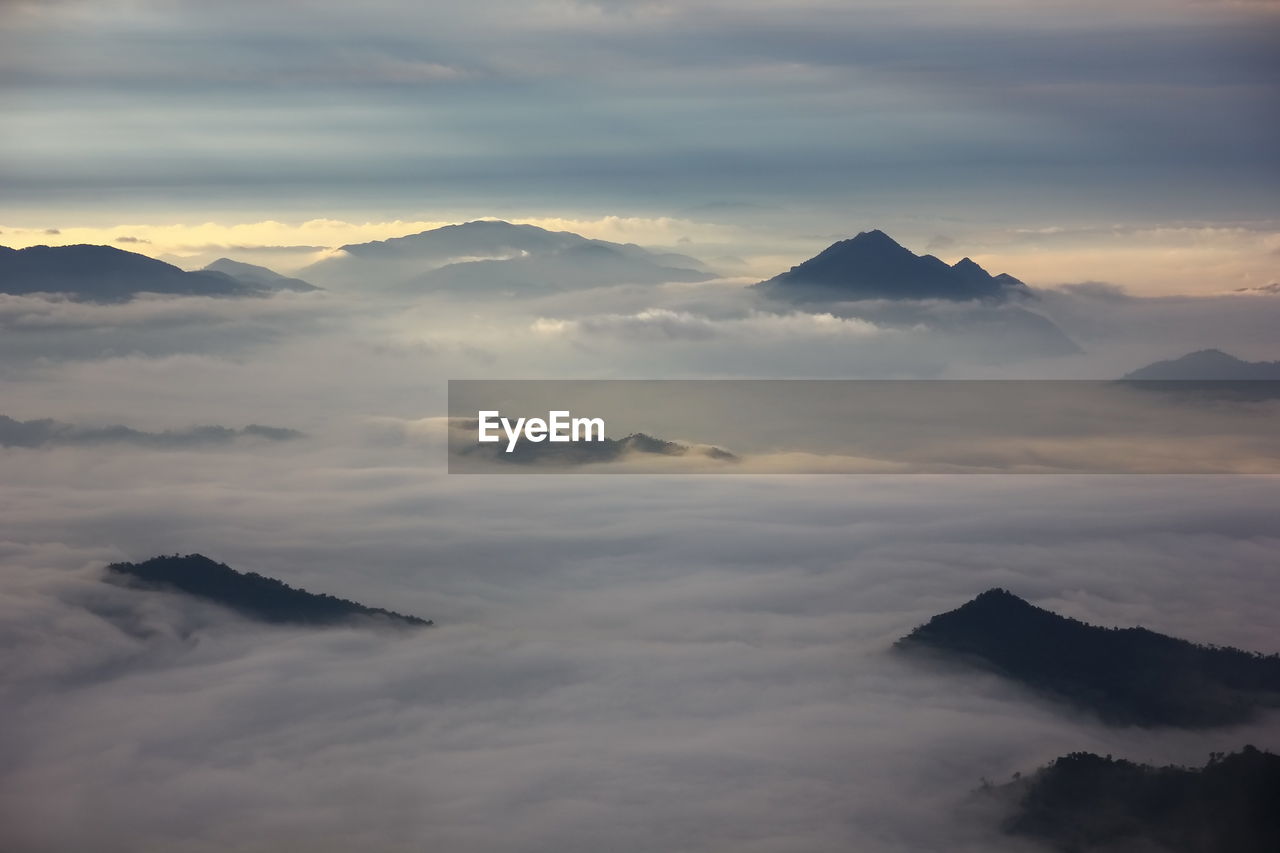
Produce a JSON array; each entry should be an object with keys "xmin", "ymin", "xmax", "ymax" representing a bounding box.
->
[
  {"xmin": 850, "ymin": 228, "xmax": 901, "ymax": 246},
  {"xmin": 756, "ymin": 231, "xmax": 1025, "ymax": 302},
  {"xmin": 832, "ymin": 229, "xmax": 911, "ymax": 256},
  {"xmin": 814, "ymin": 229, "xmax": 912, "ymax": 262}
]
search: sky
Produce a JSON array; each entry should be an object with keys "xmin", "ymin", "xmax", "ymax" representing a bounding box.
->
[{"xmin": 2, "ymin": 0, "xmax": 1278, "ymax": 293}]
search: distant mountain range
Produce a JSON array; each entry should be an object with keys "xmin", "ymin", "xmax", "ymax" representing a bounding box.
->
[
  {"xmin": 107, "ymin": 554, "xmax": 431, "ymax": 627},
  {"xmin": 994, "ymin": 746, "xmax": 1280, "ymax": 853},
  {"xmin": 0, "ymin": 245, "xmax": 317, "ymax": 302},
  {"xmin": 896, "ymin": 588, "xmax": 1280, "ymax": 727},
  {"xmin": 1123, "ymin": 349, "xmax": 1280, "ymax": 380},
  {"xmin": 300, "ymin": 220, "xmax": 712, "ymax": 293},
  {"xmin": 754, "ymin": 230, "xmax": 1029, "ymax": 303},
  {"xmin": 6, "ymin": 226, "xmax": 1062, "ymax": 308}
]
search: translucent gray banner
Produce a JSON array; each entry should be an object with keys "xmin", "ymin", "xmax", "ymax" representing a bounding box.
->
[{"xmin": 447, "ymin": 380, "xmax": 1280, "ymax": 474}]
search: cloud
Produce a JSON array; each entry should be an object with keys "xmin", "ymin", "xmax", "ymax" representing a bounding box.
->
[
  {"xmin": 533, "ymin": 308, "xmax": 884, "ymax": 343},
  {"xmin": 1030, "ymin": 285, "xmax": 1280, "ymax": 373},
  {"xmin": 3, "ymin": 460, "xmax": 1279, "ymax": 851},
  {"xmin": 0, "ymin": 289, "xmax": 338, "ymax": 365},
  {"xmin": 3, "ymin": 0, "xmax": 1276, "ymax": 240}
]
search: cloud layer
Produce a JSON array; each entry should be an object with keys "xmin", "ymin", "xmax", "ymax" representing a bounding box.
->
[{"xmin": 0, "ymin": 260, "xmax": 1278, "ymax": 849}]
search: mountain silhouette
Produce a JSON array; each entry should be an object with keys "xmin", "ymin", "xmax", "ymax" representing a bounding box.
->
[
  {"xmin": 994, "ymin": 746, "xmax": 1280, "ymax": 853},
  {"xmin": 0, "ymin": 244, "xmax": 264, "ymax": 302},
  {"xmin": 300, "ymin": 220, "xmax": 711, "ymax": 292},
  {"xmin": 897, "ymin": 588, "xmax": 1280, "ymax": 727},
  {"xmin": 202, "ymin": 258, "xmax": 319, "ymax": 292},
  {"xmin": 754, "ymin": 230, "xmax": 1029, "ymax": 302},
  {"xmin": 0, "ymin": 414, "xmax": 303, "ymax": 448},
  {"xmin": 1123, "ymin": 349, "xmax": 1280, "ymax": 380},
  {"xmin": 107, "ymin": 554, "xmax": 431, "ymax": 627}
]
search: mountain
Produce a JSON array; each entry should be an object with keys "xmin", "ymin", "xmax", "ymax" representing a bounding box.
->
[
  {"xmin": 993, "ymin": 746, "xmax": 1280, "ymax": 853},
  {"xmin": 754, "ymin": 230, "xmax": 1029, "ymax": 302},
  {"xmin": 896, "ymin": 589, "xmax": 1280, "ymax": 727},
  {"xmin": 1123, "ymin": 349, "xmax": 1280, "ymax": 380},
  {"xmin": 300, "ymin": 220, "xmax": 712, "ymax": 293},
  {"xmin": 0, "ymin": 244, "xmax": 258, "ymax": 301},
  {"xmin": 107, "ymin": 554, "xmax": 431, "ymax": 627},
  {"xmin": 202, "ymin": 258, "xmax": 319, "ymax": 292}
]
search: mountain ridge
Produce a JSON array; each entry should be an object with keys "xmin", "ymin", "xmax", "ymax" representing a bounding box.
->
[
  {"xmin": 107, "ymin": 554, "xmax": 431, "ymax": 628},
  {"xmin": 0, "ymin": 244, "xmax": 257, "ymax": 302},
  {"xmin": 897, "ymin": 588, "xmax": 1280, "ymax": 727},
  {"xmin": 754, "ymin": 230, "xmax": 1029, "ymax": 303}
]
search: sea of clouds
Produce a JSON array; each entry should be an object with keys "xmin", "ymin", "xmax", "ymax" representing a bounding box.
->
[{"xmin": 2, "ymin": 264, "xmax": 1279, "ymax": 852}]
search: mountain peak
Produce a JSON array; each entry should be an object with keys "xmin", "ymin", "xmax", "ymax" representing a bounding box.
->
[
  {"xmin": 754, "ymin": 231, "xmax": 1027, "ymax": 303},
  {"xmin": 849, "ymin": 228, "xmax": 902, "ymax": 246},
  {"xmin": 836, "ymin": 229, "xmax": 912, "ymax": 257},
  {"xmin": 202, "ymin": 258, "xmax": 319, "ymax": 292},
  {"xmin": 969, "ymin": 587, "xmax": 1028, "ymax": 606},
  {"xmin": 938, "ymin": 587, "xmax": 1041, "ymax": 622}
]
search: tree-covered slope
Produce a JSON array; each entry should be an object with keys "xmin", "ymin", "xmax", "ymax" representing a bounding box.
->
[
  {"xmin": 107, "ymin": 554, "xmax": 431, "ymax": 627},
  {"xmin": 897, "ymin": 589, "xmax": 1280, "ymax": 727}
]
